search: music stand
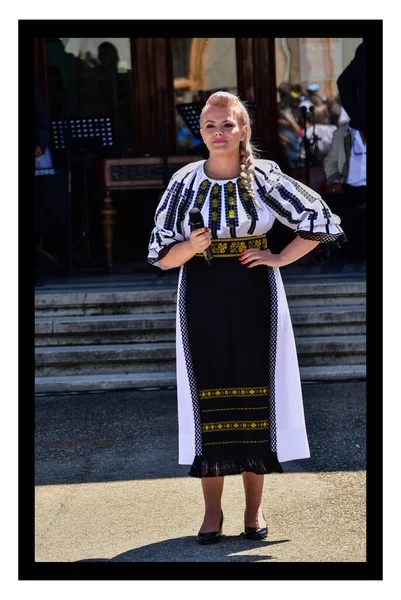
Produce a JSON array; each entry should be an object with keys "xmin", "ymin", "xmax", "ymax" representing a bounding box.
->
[
  {"xmin": 175, "ymin": 102, "xmax": 205, "ymax": 140},
  {"xmin": 51, "ymin": 117, "xmax": 115, "ymax": 268},
  {"xmin": 51, "ymin": 116, "xmax": 114, "ymax": 152}
]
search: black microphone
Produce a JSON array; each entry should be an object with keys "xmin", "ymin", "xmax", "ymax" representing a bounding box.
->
[{"xmin": 189, "ymin": 208, "xmax": 213, "ymax": 266}]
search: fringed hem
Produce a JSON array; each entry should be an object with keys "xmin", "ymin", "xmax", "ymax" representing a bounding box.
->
[{"xmin": 188, "ymin": 454, "xmax": 284, "ymax": 478}]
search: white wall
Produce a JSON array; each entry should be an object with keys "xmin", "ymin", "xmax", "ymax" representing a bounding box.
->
[
  {"xmin": 342, "ymin": 38, "xmax": 363, "ymax": 70},
  {"xmin": 203, "ymin": 38, "xmax": 237, "ymax": 92}
]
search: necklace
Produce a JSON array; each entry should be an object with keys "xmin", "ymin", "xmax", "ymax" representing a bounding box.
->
[{"xmin": 203, "ymin": 161, "xmax": 240, "ymax": 181}]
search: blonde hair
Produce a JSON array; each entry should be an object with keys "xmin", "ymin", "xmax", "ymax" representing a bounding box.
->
[{"xmin": 200, "ymin": 91, "xmax": 260, "ymax": 206}]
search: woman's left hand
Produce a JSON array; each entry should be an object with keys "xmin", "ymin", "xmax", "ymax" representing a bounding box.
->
[{"xmin": 239, "ymin": 249, "xmax": 283, "ymax": 269}]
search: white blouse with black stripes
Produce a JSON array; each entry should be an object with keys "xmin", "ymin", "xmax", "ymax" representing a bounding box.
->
[{"xmin": 148, "ymin": 159, "xmax": 346, "ymax": 270}]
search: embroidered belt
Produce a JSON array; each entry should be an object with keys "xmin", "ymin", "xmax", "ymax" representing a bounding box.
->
[{"xmin": 195, "ymin": 234, "xmax": 268, "ymax": 258}]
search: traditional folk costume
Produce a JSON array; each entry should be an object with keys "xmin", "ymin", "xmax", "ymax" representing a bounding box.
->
[{"xmin": 148, "ymin": 159, "xmax": 345, "ymax": 478}]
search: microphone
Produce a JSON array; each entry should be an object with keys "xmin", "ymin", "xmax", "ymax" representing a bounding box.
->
[{"xmin": 189, "ymin": 208, "xmax": 213, "ymax": 266}]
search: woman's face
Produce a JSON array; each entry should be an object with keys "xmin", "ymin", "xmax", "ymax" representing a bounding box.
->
[{"xmin": 200, "ymin": 106, "xmax": 247, "ymax": 154}]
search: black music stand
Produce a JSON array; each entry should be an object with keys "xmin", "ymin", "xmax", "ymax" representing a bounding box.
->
[
  {"xmin": 51, "ymin": 117, "xmax": 115, "ymax": 268},
  {"xmin": 175, "ymin": 101, "xmax": 205, "ymax": 140},
  {"xmin": 298, "ymin": 106, "xmax": 321, "ymax": 185},
  {"xmin": 51, "ymin": 116, "xmax": 114, "ymax": 153}
]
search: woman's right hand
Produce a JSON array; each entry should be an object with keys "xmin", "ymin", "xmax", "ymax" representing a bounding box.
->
[{"xmin": 189, "ymin": 228, "xmax": 212, "ymax": 253}]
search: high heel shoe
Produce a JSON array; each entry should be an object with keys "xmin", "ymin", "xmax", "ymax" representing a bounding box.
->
[
  {"xmin": 243, "ymin": 510, "xmax": 268, "ymax": 540},
  {"xmin": 197, "ymin": 510, "xmax": 224, "ymax": 545}
]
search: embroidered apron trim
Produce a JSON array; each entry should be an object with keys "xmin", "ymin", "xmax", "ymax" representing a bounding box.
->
[
  {"xmin": 204, "ymin": 439, "xmax": 270, "ymax": 446},
  {"xmin": 195, "ymin": 234, "xmax": 268, "ymax": 258},
  {"xmin": 199, "ymin": 385, "xmax": 268, "ymax": 399},
  {"xmin": 202, "ymin": 406, "xmax": 270, "ymax": 413},
  {"xmin": 202, "ymin": 419, "xmax": 269, "ymax": 433}
]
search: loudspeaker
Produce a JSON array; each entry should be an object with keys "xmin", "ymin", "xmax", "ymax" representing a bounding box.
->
[
  {"xmin": 35, "ymin": 168, "xmax": 70, "ymax": 235},
  {"xmin": 35, "ymin": 168, "xmax": 72, "ymax": 268}
]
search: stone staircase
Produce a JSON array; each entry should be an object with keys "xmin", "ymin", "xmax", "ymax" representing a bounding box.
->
[{"xmin": 35, "ymin": 274, "xmax": 366, "ymax": 393}]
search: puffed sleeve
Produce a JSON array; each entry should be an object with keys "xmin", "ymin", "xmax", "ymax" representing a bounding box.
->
[
  {"xmin": 255, "ymin": 161, "xmax": 347, "ymax": 246},
  {"xmin": 147, "ymin": 174, "xmax": 188, "ymax": 270}
]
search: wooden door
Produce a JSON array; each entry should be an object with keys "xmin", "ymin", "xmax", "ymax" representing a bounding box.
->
[
  {"xmin": 130, "ymin": 38, "xmax": 177, "ymax": 157},
  {"xmin": 236, "ymin": 38, "xmax": 279, "ymax": 162}
]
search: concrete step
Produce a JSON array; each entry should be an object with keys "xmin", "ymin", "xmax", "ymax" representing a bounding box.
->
[
  {"xmin": 35, "ymin": 342, "xmax": 177, "ymax": 376},
  {"xmin": 295, "ymin": 335, "xmax": 366, "ymax": 366},
  {"xmin": 35, "ymin": 281, "xmax": 366, "ymax": 317},
  {"xmin": 34, "ymin": 364, "xmax": 366, "ymax": 394},
  {"xmin": 35, "ymin": 313, "xmax": 177, "ymax": 346},
  {"xmin": 285, "ymin": 281, "xmax": 366, "ymax": 307},
  {"xmin": 35, "ymin": 335, "xmax": 366, "ymax": 377},
  {"xmin": 35, "ymin": 289, "xmax": 177, "ymax": 317},
  {"xmin": 35, "ymin": 305, "xmax": 366, "ymax": 346},
  {"xmin": 290, "ymin": 305, "xmax": 366, "ymax": 336}
]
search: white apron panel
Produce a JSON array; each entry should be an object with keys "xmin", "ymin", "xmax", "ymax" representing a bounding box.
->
[
  {"xmin": 176, "ymin": 264, "xmax": 310, "ymax": 465},
  {"xmin": 273, "ymin": 268, "xmax": 310, "ymax": 462},
  {"xmin": 176, "ymin": 265, "xmax": 198, "ymax": 464}
]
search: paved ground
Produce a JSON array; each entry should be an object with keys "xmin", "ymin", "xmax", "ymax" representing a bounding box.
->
[{"xmin": 35, "ymin": 381, "xmax": 366, "ymax": 563}]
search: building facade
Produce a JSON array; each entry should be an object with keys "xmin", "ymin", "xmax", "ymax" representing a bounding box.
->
[{"xmin": 34, "ymin": 37, "xmax": 363, "ymax": 273}]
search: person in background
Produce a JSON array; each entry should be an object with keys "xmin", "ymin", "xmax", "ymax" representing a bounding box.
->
[
  {"xmin": 35, "ymin": 75, "xmax": 53, "ymax": 169},
  {"xmin": 323, "ymin": 123, "xmax": 366, "ymax": 264},
  {"xmin": 277, "ymin": 108, "xmax": 302, "ymax": 174},
  {"xmin": 326, "ymin": 94, "xmax": 343, "ymax": 126},
  {"xmin": 324, "ymin": 42, "xmax": 366, "ymax": 265},
  {"xmin": 148, "ymin": 91, "xmax": 345, "ymax": 545},
  {"xmin": 277, "ymin": 81, "xmax": 291, "ymax": 103},
  {"xmin": 288, "ymin": 86, "xmax": 303, "ymax": 124},
  {"xmin": 337, "ymin": 41, "xmax": 366, "ymax": 138},
  {"xmin": 299, "ymin": 83, "xmax": 320, "ymax": 109},
  {"xmin": 300, "ymin": 105, "xmax": 337, "ymax": 167},
  {"xmin": 337, "ymin": 103, "xmax": 351, "ymax": 127}
]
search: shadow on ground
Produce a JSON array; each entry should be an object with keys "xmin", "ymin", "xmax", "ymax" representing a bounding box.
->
[{"xmin": 74, "ymin": 536, "xmax": 290, "ymax": 562}]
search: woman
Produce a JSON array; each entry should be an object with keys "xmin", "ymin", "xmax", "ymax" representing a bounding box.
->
[{"xmin": 147, "ymin": 91, "xmax": 345, "ymax": 544}]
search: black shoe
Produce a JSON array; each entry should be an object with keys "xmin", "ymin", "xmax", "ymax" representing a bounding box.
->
[
  {"xmin": 197, "ymin": 511, "xmax": 224, "ymax": 545},
  {"xmin": 244, "ymin": 510, "xmax": 268, "ymax": 540}
]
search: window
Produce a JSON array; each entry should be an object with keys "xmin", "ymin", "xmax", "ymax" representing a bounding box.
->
[
  {"xmin": 171, "ymin": 38, "xmax": 238, "ymax": 155},
  {"xmin": 274, "ymin": 38, "xmax": 363, "ymax": 174},
  {"xmin": 45, "ymin": 38, "xmax": 133, "ymax": 156}
]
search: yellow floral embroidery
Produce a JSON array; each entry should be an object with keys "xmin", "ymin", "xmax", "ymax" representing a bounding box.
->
[
  {"xmin": 200, "ymin": 386, "xmax": 268, "ymax": 399},
  {"xmin": 218, "ymin": 243, "xmax": 228, "ymax": 254},
  {"xmin": 228, "ymin": 209, "xmax": 235, "ymax": 219},
  {"xmin": 228, "ymin": 196, "xmax": 235, "ymax": 205},
  {"xmin": 202, "ymin": 419, "xmax": 269, "ymax": 433},
  {"xmin": 204, "ymin": 439, "xmax": 270, "ymax": 446},
  {"xmin": 195, "ymin": 236, "xmax": 268, "ymax": 258},
  {"xmin": 229, "ymin": 241, "xmax": 247, "ymax": 254}
]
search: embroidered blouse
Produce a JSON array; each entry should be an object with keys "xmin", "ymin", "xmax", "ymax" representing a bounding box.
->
[{"xmin": 147, "ymin": 159, "xmax": 345, "ymax": 270}]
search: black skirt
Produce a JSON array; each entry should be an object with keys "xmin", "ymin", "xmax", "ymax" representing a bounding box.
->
[{"xmin": 184, "ymin": 235, "xmax": 283, "ymax": 477}]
